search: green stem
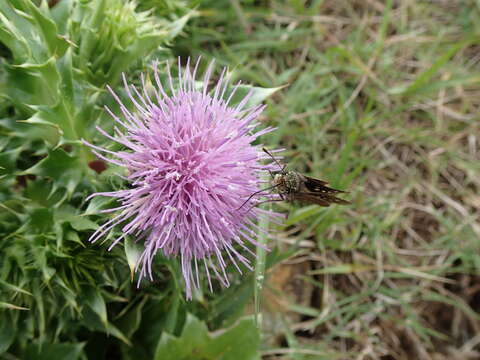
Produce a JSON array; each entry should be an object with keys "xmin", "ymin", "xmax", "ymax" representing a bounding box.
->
[{"xmin": 254, "ymin": 196, "xmax": 270, "ymax": 327}]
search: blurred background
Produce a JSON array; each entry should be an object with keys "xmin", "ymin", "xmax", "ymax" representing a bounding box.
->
[{"xmin": 1, "ymin": 0, "xmax": 480, "ymax": 359}]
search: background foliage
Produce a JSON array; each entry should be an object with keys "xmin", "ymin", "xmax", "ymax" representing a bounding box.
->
[{"xmin": 1, "ymin": 0, "xmax": 480, "ymax": 359}]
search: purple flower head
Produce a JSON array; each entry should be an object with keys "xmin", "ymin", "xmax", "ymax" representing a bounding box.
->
[{"xmin": 85, "ymin": 59, "xmax": 278, "ymax": 299}]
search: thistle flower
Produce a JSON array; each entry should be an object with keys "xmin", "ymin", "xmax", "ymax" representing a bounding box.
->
[{"xmin": 85, "ymin": 59, "xmax": 278, "ymax": 299}]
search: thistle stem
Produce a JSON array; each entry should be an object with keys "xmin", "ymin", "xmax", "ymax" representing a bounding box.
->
[{"xmin": 254, "ymin": 180, "xmax": 270, "ymax": 327}]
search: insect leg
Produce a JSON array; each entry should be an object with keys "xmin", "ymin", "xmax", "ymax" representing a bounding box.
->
[
  {"xmin": 237, "ymin": 184, "xmax": 279, "ymax": 210},
  {"xmin": 243, "ymin": 198, "xmax": 284, "ymax": 213}
]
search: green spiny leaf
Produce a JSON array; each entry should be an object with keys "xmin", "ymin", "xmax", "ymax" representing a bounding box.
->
[
  {"xmin": 23, "ymin": 148, "xmax": 84, "ymax": 197},
  {"xmin": 125, "ymin": 238, "xmax": 143, "ymax": 281},
  {"xmin": 85, "ymin": 286, "xmax": 108, "ymax": 326},
  {"xmin": 154, "ymin": 315, "xmax": 261, "ymax": 360},
  {"xmin": 6, "ymin": 57, "xmax": 61, "ymax": 107},
  {"xmin": 224, "ymin": 84, "xmax": 286, "ymax": 108},
  {"xmin": 24, "ymin": 342, "xmax": 85, "ymax": 360},
  {"xmin": 0, "ymin": 312, "xmax": 16, "ymax": 354}
]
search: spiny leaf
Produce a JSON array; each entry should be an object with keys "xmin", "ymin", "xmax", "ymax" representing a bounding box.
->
[
  {"xmin": 224, "ymin": 84, "xmax": 286, "ymax": 108},
  {"xmin": 55, "ymin": 204, "xmax": 98, "ymax": 231},
  {"xmin": 85, "ymin": 287, "xmax": 108, "ymax": 327},
  {"xmin": 6, "ymin": 57, "xmax": 61, "ymax": 107},
  {"xmin": 0, "ymin": 302, "xmax": 29, "ymax": 310},
  {"xmin": 24, "ymin": 101, "xmax": 79, "ymax": 144},
  {"xmin": 0, "ymin": 279, "xmax": 32, "ymax": 296},
  {"xmin": 154, "ymin": 315, "xmax": 261, "ymax": 360},
  {"xmin": 24, "ymin": 342, "xmax": 85, "ymax": 360},
  {"xmin": 83, "ymin": 196, "xmax": 115, "ymax": 215},
  {"xmin": 125, "ymin": 238, "xmax": 143, "ymax": 281},
  {"xmin": 0, "ymin": 312, "xmax": 16, "ymax": 354},
  {"xmin": 0, "ymin": 0, "xmax": 68, "ymax": 62},
  {"xmin": 23, "ymin": 148, "xmax": 84, "ymax": 197}
]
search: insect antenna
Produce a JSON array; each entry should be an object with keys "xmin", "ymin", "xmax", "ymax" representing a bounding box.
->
[
  {"xmin": 262, "ymin": 147, "xmax": 286, "ymax": 172},
  {"xmin": 237, "ymin": 183, "xmax": 279, "ymax": 210}
]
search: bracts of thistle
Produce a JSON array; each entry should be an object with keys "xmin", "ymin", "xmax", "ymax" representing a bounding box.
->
[{"xmin": 84, "ymin": 59, "xmax": 280, "ymax": 299}]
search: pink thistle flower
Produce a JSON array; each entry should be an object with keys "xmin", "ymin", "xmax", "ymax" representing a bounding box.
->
[{"xmin": 85, "ymin": 59, "xmax": 278, "ymax": 299}]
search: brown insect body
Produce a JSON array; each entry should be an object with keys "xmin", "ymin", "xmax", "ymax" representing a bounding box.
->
[{"xmin": 273, "ymin": 171, "xmax": 301, "ymax": 195}]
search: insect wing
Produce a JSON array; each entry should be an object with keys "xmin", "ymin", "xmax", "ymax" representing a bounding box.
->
[
  {"xmin": 304, "ymin": 176, "xmax": 345, "ymax": 194},
  {"xmin": 292, "ymin": 192, "xmax": 331, "ymax": 206},
  {"xmin": 321, "ymin": 194, "xmax": 351, "ymax": 205},
  {"xmin": 294, "ymin": 192, "xmax": 351, "ymax": 206},
  {"xmin": 303, "ymin": 175, "xmax": 328, "ymax": 187}
]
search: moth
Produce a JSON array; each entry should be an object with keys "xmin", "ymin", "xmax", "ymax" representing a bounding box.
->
[{"xmin": 239, "ymin": 148, "xmax": 350, "ymax": 209}]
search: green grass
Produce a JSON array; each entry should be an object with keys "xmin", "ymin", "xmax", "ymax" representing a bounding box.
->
[{"xmin": 178, "ymin": 0, "xmax": 480, "ymax": 358}]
